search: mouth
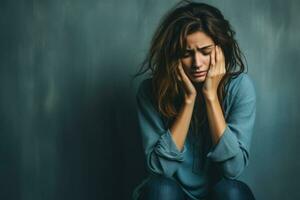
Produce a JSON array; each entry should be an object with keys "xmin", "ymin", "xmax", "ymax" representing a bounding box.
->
[{"xmin": 191, "ymin": 70, "xmax": 207, "ymax": 77}]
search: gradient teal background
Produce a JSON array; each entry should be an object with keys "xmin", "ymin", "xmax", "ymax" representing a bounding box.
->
[{"xmin": 1, "ymin": 0, "xmax": 299, "ymax": 199}]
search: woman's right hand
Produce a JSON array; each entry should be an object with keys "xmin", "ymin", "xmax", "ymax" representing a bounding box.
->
[{"xmin": 176, "ymin": 61, "xmax": 197, "ymax": 104}]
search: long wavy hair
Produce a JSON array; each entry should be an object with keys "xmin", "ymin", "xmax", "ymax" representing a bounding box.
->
[{"xmin": 132, "ymin": 0, "xmax": 247, "ymax": 136}]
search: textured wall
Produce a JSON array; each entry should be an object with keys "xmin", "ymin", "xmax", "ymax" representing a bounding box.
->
[{"xmin": 0, "ymin": 0, "xmax": 299, "ymax": 199}]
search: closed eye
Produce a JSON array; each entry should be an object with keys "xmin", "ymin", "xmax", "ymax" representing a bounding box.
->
[
  {"xmin": 182, "ymin": 50, "xmax": 211, "ymax": 57},
  {"xmin": 197, "ymin": 45, "xmax": 214, "ymax": 55},
  {"xmin": 181, "ymin": 50, "xmax": 193, "ymax": 58},
  {"xmin": 202, "ymin": 51, "xmax": 211, "ymax": 55}
]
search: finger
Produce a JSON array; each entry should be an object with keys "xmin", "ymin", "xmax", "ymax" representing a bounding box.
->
[
  {"xmin": 178, "ymin": 63, "xmax": 189, "ymax": 82},
  {"xmin": 211, "ymin": 45, "xmax": 216, "ymax": 67},
  {"xmin": 177, "ymin": 74, "xmax": 182, "ymax": 81},
  {"xmin": 220, "ymin": 48, "xmax": 226, "ymax": 74},
  {"xmin": 216, "ymin": 46, "xmax": 221, "ymax": 74},
  {"xmin": 208, "ymin": 46, "xmax": 217, "ymax": 76},
  {"xmin": 177, "ymin": 62, "xmax": 193, "ymax": 92},
  {"xmin": 223, "ymin": 66, "xmax": 226, "ymax": 74},
  {"xmin": 217, "ymin": 46, "xmax": 226, "ymax": 74},
  {"xmin": 215, "ymin": 45, "xmax": 220, "ymax": 64},
  {"xmin": 176, "ymin": 63, "xmax": 182, "ymax": 81}
]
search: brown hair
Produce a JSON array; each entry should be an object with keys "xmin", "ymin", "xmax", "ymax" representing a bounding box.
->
[{"xmin": 132, "ymin": 0, "xmax": 247, "ymax": 134}]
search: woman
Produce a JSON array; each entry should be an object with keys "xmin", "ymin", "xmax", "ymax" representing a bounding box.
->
[{"xmin": 132, "ymin": 1, "xmax": 256, "ymax": 200}]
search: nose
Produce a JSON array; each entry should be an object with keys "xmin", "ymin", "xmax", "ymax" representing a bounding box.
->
[{"xmin": 192, "ymin": 52, "xmax": 205, "ymax": 70}]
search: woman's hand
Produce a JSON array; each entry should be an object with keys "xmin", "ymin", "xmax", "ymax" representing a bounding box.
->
[
  {"xmin": 176, "ymin": 60, "xmax": 197, "ymax": 104},
  {"xmin": 202, "ymin": 45, "xmax": 226, "ymax": 101}
]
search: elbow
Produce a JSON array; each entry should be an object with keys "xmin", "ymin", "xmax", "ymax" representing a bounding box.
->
[
  {"xmin": 146, "ymin": 159, "xmax": 164, "ymax": 177},
  {"xmin": 222, "ymin": 164, "xmax": 244, "ymax": 179},
  {"xmin": 145, "ymin": 152, "xmax": 163, "ymax": 176},
  {"xmin": 145, "ymin": 151, "xmax": 178, "ymax": 178},
  {"xmin": 222, "ymin": 154, "xmax": 249, "ymax": 180},
  {"xmin": 146, "ymin": 165, "xmax": 174, "ymax": 178}
]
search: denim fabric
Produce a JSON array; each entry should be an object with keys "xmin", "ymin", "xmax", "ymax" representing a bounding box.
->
[
  {"xmin": 209, "ymin": 178, "xmax": 256, "ymax": 200},
  {"xmin": 138, "ymin": 176, "xmax": 255, "ymax": 200},
  {"xmin": 138, "ymin": 176, "xmax": 185, "ymax": 200}
]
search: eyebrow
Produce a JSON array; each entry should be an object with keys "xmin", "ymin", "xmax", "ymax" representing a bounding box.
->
[{"xmin": 186, "ymin": 44, "xmax": 215, "ymax": 51}]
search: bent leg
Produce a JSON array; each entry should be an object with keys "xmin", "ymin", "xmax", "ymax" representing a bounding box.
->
[
  {"xmin": 210, "ymin": 178, "xmax": 255, "ymax": 200},
  {"xmin": 138, "ymin": 176, "xmax": 185, "ymax": 200}
]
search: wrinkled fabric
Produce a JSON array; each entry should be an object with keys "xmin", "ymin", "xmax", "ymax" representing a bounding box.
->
[{"xmin": 132, "ymin": 73, "xmax": 256, "ymax": 200}]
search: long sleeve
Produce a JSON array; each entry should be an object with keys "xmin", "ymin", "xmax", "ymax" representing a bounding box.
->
[
  {"xmin": 135, "ymin": 79, "xmax": 186, "ymax": 177},
  {"xmin": 206, "ymin": 74, "xmax": 256, "ymax": 179}
]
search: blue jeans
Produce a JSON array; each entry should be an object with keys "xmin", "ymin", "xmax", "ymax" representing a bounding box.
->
[{"xmin": 138, "ymin": 176, "xmax": 255, "ymax": 200}]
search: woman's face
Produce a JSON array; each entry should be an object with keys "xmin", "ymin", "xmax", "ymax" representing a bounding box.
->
[{"xmin": 180, "ymin": 31, "xmax": 215, "ymax": 83}]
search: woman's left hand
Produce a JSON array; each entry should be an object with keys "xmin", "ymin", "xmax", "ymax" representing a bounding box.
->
[{"xmin": 202, "ymin": 45, "xmax": 226, "ymax": 101}]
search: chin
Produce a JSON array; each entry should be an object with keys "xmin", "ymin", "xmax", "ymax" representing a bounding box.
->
[{"xmin": 191, "ymin": 76, "xmax": 206, "ymax": 83}]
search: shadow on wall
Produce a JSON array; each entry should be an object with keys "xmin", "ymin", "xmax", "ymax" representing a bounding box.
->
[{"xmin": 58, "ymin": 75, "xmax": 147, "ymax": 200}]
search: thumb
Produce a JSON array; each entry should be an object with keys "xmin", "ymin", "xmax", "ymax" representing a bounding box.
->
[
  {"xmin": 176, "ymin": 65, "xmax": 182, "ymax": 82},
  {"xmin": 177, "ymin": 74, "xmax": 182, "ymax": 81}
]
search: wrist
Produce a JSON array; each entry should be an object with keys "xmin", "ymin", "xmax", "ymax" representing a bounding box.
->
[
  {"xmin": 204, "ymin": 93, "xmax": 218, "ymax": 102},
  {"xmin": 184, "ymin": 95, "xmax": 196, "ymax": 105},
  {"xmin": 205, "ymin": 97, "xmax": 219, "ymax": 105}
]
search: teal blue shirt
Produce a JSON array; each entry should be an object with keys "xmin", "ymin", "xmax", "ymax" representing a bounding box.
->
[{"xmin": 132, "ymin": 73, "xmax": 256, "ymax": 200}]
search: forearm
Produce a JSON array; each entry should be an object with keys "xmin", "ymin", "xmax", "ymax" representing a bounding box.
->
[
  {"xmin": 169, "ymin": 99, "xmax": 195, "ymax": 151},
  {"xmin": 205, "ymin": 97, "xmax": 226, "ymax": 145}
]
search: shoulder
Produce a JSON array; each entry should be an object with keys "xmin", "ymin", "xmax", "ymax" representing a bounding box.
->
[
  {"xmin": 137, "ymin": 77, "xmax": 152, "ymax": 92},
  {"xmin": 226, "ymin": 72, "xmax": 256, "ymax": 102},
  {"xmin": 136, "ymin": 78, "xmax": 154, "ymax": 102}
]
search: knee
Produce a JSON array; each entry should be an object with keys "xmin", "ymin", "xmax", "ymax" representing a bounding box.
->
[
  {"xmin": 140, "ymin": 176, "xmax": 184, "ymax": 200},
  {"xmin": 211, "ymin": 178, "xmax": 255, "ymax": 200}
]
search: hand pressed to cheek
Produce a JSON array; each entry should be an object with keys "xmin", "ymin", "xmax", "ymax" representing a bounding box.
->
[
  {"xmin": 208, "ymin": 45, "xmax": 226, "ymax": 75},
  {"xmin": 216, "ymin": 45, "xmax": 226, "ymax": 74},
  {"xmin": 206, "ymin": 45, "xmax": 216, "ymax": 77},
  {"xmin": 202, "ymin": 45, "xmax": 226, "ymax": 99}
]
